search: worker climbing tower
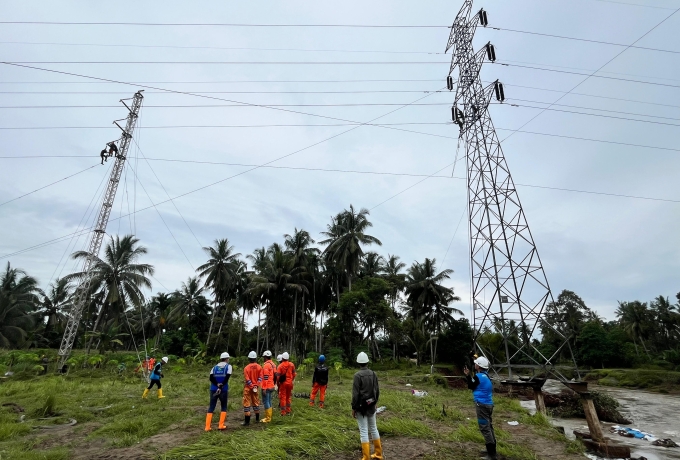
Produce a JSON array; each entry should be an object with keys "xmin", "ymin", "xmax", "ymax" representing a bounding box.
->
[
  {"xmin": 445, "ymin": 2, "xmax": 578, "ymax": 382},
  {"xmin": 58, "ymin": 90, "xmax": 144, "ymax": 369}
]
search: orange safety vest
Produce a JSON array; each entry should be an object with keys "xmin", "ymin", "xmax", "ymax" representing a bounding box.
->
[
  {"xmin": 262, "ymin": 360, "xmax": 277, "ymax": 390},
  {"xmin": 244, "ymin": 362, "xmax": 263, "ymax": 389}
]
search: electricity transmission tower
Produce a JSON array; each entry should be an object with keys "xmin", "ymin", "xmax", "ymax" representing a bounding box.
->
[
  {"xmin": 58, "ymin": 90, "xmax": 144, "ymax": 369},
  {"xmin": 445, "ymin": 2, "xmax": 578, "ymax": 381}
]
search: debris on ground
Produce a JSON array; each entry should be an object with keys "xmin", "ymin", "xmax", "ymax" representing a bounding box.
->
[
  {"xmin": 34, "ymin": 418, "xmax": 77, "ymax": 429},
  {"xmin": 507, "ymin": 421, "xmax": 519, "ymax": 426},
  {"xmin": 651, "ymin": 438, "xmax": 678, "ymax": 448},
  {"xmin": 411, "ymin": 390, "xmax": 428, "ymax": 397},
  {"xmin": 293, "ymin": 393, "xmax": 311, "ymax": 399},
  {"xmin": 405, "ymin": 383, "xmax": 412, "ymax": 387},
  {"xmin": 376, "ymin": 406, "xmax": 387, "ymax": 414}
]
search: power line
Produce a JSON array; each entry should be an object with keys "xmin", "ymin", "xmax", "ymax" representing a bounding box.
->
[
  {"xmin": 0, "ymin": 79, "xmax": 443, "ymax": 84},
  {"xmin": 0, "ymin": 21, "xmax": 449, "ymax": 28},
  {"xmin": 497, "ymin": 6, "xmax": 680, "ymax": 143},
  {"xmin": 0, "ymin": 89, "xmax": 443, "ymax": 94},
  {"xmin": 3, "ymin": 60, "xmax": 451, "ymax": 65},
  {"xmin": 492, "ymin": 27, "xmax": 680, "ymax": 55},
  {"xmin": 0, "ymin": 163, "xmax": 98, "ymax": 208}
]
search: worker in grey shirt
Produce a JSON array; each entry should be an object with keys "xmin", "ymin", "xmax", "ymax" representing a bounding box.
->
[{"xmin": 351, "ymin": 352, "xmax": 383, "ymax": 460}]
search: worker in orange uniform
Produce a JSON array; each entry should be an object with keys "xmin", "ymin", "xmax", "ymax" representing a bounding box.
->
[
  {"xmin": 276, "ymin": 352, "xmax": 296, "ymax": 416},
  {"xmin": 309, "ymin": 354, "xmax": 329, "ymax": 408},
  {"xmin": 242, "ymin": 351, "xmax": 263, "ymax": 426},
  {"xmin": 260, "ymin": 350, "xmax": 276, "ymax": 423}
]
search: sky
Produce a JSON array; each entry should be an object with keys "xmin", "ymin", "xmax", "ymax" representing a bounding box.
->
[{"xmin": 1, "ymin": 0, "xmax": 679, "ymax": 327}]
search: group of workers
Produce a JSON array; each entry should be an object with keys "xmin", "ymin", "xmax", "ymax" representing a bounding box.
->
[
  {"xmin": 99, "ymin": 141, "xmax": 119, "ymax": 164},
  {"xmin": 139, "ymin": 350, "xmax": 496, "ymax": 460}
]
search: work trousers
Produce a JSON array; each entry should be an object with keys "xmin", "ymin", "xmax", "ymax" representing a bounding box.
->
[
  {"xmin": 279, "ymin": 383, "xmax": 293, "ymax": 414},
  {"xmin": 356, "ymin": 412, "xmax": 380, "ymax": 444},
  {"xmin": 242, "ymin": 387, "xmax": 260, "ymax": 416},
  {"xmin": 208, "ymin": 389, "xmax": 228, "ymax": 413},
  {"xmin": 475, "ymin": 402, "xmax": 496, "ymax": 445},
  {"xmin": 262, "ymin": 388, "xmax": 274, "ymax": 410},
  {"xmin": 147, "ymin": 379, "xmax": 161, "ymax": 390},
  {"xmin": 310, "ymin": 382, "xmax": 327, "ymax": 404}
]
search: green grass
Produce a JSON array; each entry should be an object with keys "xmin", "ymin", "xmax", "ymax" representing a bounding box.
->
[
  {"xmin": 585, "ymin": 368, "xmax": 680, "ymax": 391},
  {"xmin": 0, "ymin": 362, "xmax": 580, "ymax": 459}
]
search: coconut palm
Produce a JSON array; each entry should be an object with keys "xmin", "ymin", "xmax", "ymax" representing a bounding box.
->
[
  {"xmin": 320, "ymin": 205, "xmax": 382, "ymax": 292},
  {"xmin": 36, "ymin": 277, "xmax": 73, "ymax": 345},
  {"xmin": 383, "ymin": 254, "xmax": 406, "ymax": 311},
  {"xmin": 0, "ymin": 262, "xmax": 39, "ymax": 347},
  {"xmin": 196, "ymin": 238, "xmax": 242, "ymax": 349},
  {"xmin": 66, "ymin": 235, "xmax": 153, "ymax": 352},
  {"xmin": 404, "ymin": 258, "xmax": 461, "ymax": 332},
  {"xmin": 360, "ymin": 252, "xmax": 385, "ymax": 278},
  {"xmin": 284, "ymin": 228, "xmax": 317, "ymax": 355},
  {"xmin": 616, "ymin": 301, "xmax": 651, "ymax": 357},
  {"xmin": 169, "ymin": 277, "xmax": 210, "ymax": 331}
]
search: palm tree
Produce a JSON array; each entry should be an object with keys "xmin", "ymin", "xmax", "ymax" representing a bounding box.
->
[
  {"xmin": 196, "ymin": 238, "xmax": 241, "ymax": 349},
  {"xmin": 404, "ymin": 258, "xmax": 461, "ymax": 365},
  {"xmin": 37, "ymin": 278, "xmax": 73, "ymax": 345},
  {"xmin": 66, "ymin": 235, "xmax": 153, "ymax": 352},
  {"xmin": 284, "ymin": 228, "xmax": 317, "ymax": 356},
  {"xmin": 0, "ymin": 262, "xmax": 39, "ymax": 347},
  {"xmin": 383, "ymin": 254, "xmax": 406, "ymax": 311},
  {"xmin": 144, "ymin": 292, "xmax": 172, "ymax": 348},
  {"xmin": 320, "ymin": 205, "xmax": 382, "ymax": 292},
  {"xmin": 360, "ymin": 252, "xmax": 385, "ymax": 278},
  {"xmin": 616, "ymin": 301, "xmax": 651, "ymax": 357},
  {"xmin": 169, "ymin": 277, "xmax": 210, "ymax": 331}
]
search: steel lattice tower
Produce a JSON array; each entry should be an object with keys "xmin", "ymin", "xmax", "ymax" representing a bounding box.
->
[
  {"xmin": 446, "ymin": 1, "xmax": 577, "ymax": 381},
  {"xmin": 58, "ymin": 91, "xmax": 144, "ymax": 369}
]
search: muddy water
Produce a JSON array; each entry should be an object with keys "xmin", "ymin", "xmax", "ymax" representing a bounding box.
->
[{"xmin": 519, "ymin": 380, "xmax": 680, "ymax": 460}]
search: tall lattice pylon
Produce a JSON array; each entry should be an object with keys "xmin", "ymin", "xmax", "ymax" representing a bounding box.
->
[
  {"xmin": 58, "ymin": 90, "xmax": 144, "ymax": 369},
  {"xmin": 446, "ymin": 1, "xmax": 578, "ymax": 381}
]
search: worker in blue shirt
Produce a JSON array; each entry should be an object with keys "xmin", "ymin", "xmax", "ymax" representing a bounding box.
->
[
  {"xmin": 464, "ymin": 356, "xmax": 496, "ymax": 460},
  {"xmin": 143, "ymin": 356, "xmax": 168, "ymax": 399},
  {"xmin": 205, "ymin": 352, "xmax": 232, "ymax": 431}
]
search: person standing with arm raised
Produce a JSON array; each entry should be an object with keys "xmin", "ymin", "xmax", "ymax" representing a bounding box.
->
[
  {"xmin": 464, "ymin": 356, "xmax": 497, "ymax": 460},
  {"xmin": 351, "ymin": 352, "xmax": 383, "ymax": 460}
]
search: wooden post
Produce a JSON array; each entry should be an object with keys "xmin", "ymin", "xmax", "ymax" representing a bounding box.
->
[
  {"xmin": 580, "ymin": 393, "xmax": 604, "ymax": 443},
  {"xmin": 533, "ymin": 387, "xmax": 546, "ymax": 415}
]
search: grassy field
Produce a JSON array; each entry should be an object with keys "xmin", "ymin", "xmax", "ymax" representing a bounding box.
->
[
  {"xmin": 0, "ymin": 362, "xmax": 584, "ymax": 460},
  {"xmin": 584, "ymin": 368, "xmax": 680, "ymax": 393}
]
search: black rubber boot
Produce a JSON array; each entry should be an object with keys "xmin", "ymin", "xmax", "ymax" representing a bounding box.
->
[
  {"xmin": 486, "ymin": 443, "xmax": 497, "ymax": 460},
  {"xmin": 255, "ymin": 412, "xmax": 260, "ymax": 423},
  {"xmin": 241, "ymin": 415, "xmax": 251, "ymax": 426}
]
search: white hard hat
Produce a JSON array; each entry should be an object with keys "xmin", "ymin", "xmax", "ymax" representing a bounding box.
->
[
  {"xmin": 248, "ymin": 351, "xmax": 257, "ymax": 359},
  {"xmin": 276, "ymin": 354, "xmax": 283, "ymax": 362},
  {"xmin": 220, "ymin": 352, "xmax": 230, "ymax": 359},
  {"xmin": 474, "ymin": 356, "xmax": 490, "ymax": 369},
  {"xmin": 262, "ymin": 350, "xmax": 272, "ymax": 357},
  {"xmin": 282, "ymin": 352, "xmax": 290, "ymax": 360},
  {"xmin": 356, "ymin": 352, "xmax": 369, "ymax": 364},
  {"xmin": 161, "ymin": 356, "xmax": 169, "ymax": 364}
]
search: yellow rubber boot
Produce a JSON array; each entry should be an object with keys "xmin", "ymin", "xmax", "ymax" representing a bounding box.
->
[
  {"xmin": 361, "ymin": 442, "xmax": 371, "ymax": 460},
  {"xmin": 157, "ymin": 388, "xmax": 165, "ymax": 399},
  {"xmin": 371, "ymin": 439, "xmax": 384, "ymax": 459},
  {"xmin": 204, "ymin": 413, "xmax": 213, "ymax": 431},
  {"xmin": 218, "ymin": 412, "xmax": 227, "ymax": 430},
  {"xmin": 260, "ymin": 408, "xmax": 271, "ymax": 423},
  {"xmin": 142, "ymin": 389, "xmax": 149, "ymax": 399}
]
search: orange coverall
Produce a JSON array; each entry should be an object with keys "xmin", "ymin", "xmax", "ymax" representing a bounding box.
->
[
  {"xmin": 243, "ymin": 362, "xmax": 263, "ymax": 417},
  {"xmin": 276, "ymin": 361, "xmax": 296, "ymax": 415}
]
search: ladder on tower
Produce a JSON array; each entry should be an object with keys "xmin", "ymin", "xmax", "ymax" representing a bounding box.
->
[{"xmin": 57, "ymin": 90, "xmax": 144, "ymax": 370}]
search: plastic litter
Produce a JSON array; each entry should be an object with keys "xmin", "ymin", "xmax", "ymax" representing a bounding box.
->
[
  {"xmin": 405, "ymin": 383, "xmax": 412, "ymax": 387},
  {"xmin": 411, "ymin": 390, "xmax": 428, "ymax": 397},
  {"xmin": 507, "ymin": 421, "xmax": 519, "ymax": 426},
  {"xmin": 376, "ymin": 406, "xmax": 387, "ymax": 414}
]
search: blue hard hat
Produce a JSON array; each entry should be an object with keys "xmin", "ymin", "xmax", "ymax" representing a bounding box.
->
[{"xmin": 318, "ymin": 355, "xmax": 326, "ymax": 362}]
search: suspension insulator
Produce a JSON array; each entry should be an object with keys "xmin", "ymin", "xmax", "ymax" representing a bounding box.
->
[
  {"xmin": 486, "ymin": 43, "xmax": 496, "ymax": 62},
  {"xmin": 494, "ymin": 81, "xmax": 505, "ymax": 102},
  {"xmin": 452, "ymin": 106, "xmax": 465, "ymax": 126},
  {"xmin": 478, "ymin": 9, "xmax": 488, "ymax": 27},
  {"xmin": 446, "ymin": 75, "xmax": 454, "ymax": 91}
]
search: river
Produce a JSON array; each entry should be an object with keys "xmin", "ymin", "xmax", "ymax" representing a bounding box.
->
[{"xmin": 519, "ymin": 380, "xmax": 680, "ymax": 460}]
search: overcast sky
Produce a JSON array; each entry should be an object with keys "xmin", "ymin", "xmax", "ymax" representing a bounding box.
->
[{"xmin": 1, "ymin": 0, "xmax": 679, "ymax": 325}]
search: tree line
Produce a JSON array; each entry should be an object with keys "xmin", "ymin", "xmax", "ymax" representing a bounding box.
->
[{"xmin": 2, "ymin": 204, "xmax": 679, "ymax": 371}]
